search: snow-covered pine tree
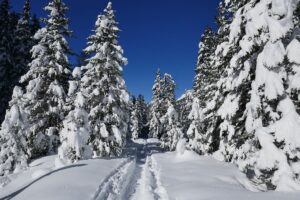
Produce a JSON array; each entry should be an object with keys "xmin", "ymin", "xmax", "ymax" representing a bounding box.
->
[
  {"xmin": 193, "ymin": 0, "xmax": 251, "ymax": 156},
  {"xmin": 149, "ymin": 69, "xmax": 162, "ymax": 138},
  {"xmin": 161, "ymin": 73, "xmax": 176, "ymax": 109},
  {"xmin": 136, "ymin": 94, "xmax": 150, "ymax": 138},
  {"xmin": 193, "ymin": 27, "xmax": 217, "ymax": 105},
  {"xmin": 160, "ymin": 73, "xmax": 177, "ymax": 138},
  {"xmin": 213, "ymin": 0, "xmax": 300, "ymax": 190},
  {"xmin": 186, "ymin": 97, "xmax": 205, "ymax": 154},
  {"xmin": 13, "ymin": 0, "xmax": 35, "ymax": 88},
  {"xmin": 82, "ymin": 2, "xmax": 129, "ymax": 157},
  {"xmin": 0, "ymin": 87, "xmax": 28, "ymax": 176},
  {"xmin": 187, "ymin": 27, "xmax": 218, "ymax": 154},
  {"xmin": 58, "ymin": 67, "xmax": 92, "ymax": 163},
  {"xmin": 130, "ymin": 96, "xmax": 140, "ymax": 140},
  {"xmin": 161, "ymin": 102, "xmax": 183, "ymax": 151},
  {"xmin": 18, "ymin": 0, "xmax": 72, "ymax": 158},
  {"xmin": 0, "ymin": 0, "xmax": 17, "ymax": 123},
  {"xmin": 177, "ymin": 90, "xmax": 193, "ymax": 135}
]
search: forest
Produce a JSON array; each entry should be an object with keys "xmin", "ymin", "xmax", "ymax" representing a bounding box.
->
[{"xmin": 1, "ymin": 0, "xmax": 300, "ymax": 199}]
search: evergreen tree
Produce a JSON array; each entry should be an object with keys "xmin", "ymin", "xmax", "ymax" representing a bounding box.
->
[
  {"xmin": 213, "ymin": 0, "xmax": 300, "ymax": 190},
  {"xmin": 186, "ymin": 98, "xmax": 205, "ymax": 154},
  {"xmin": 136, "ymin": 94, "xmax": 149, "ymax": 138},
  {"xmin": 58, "ymin": 67, "xmax": 92, "ymax": 163},
  {"xmin": 188, "ymin": 0, "xmax": 250, "ymax": 157},
  {"xmin": 129, "ymin": 94, "xmax": 149, "ymax": 139},
  {"xmin": 187, "ymin": 27, "xmax": 218, "ymax": 154},
  {"xmin": 18, "ymin": 0, "xmax": 72, "ymax": 158},
  {"xmin": 177, "ymin": 90, "xmax": 193, "ymax": 134},
  {"xmin": 160, "ymin": 73, "xmax": 177, "ymax": 138},
  {"xmin": 82, "ymin": 2, "xmax": 129, "ymax": 157},
  {"xmin": 0, "ymin": 87, "xmax": 28, "ymax": 176},
  {"xmin": 193, "ymin": 27, "xmax": 217, "ymax": 104},
  {"xmin": 161, "ymin": 102, "xmax": 183, "ymax": 151},
  {"xmin": 130, "ymin": 96, "xmax": 140, "ymax": 140},
  {"xmin": 13, "ymin": 0, "xmax": 34, "ymax": 88},
  {"xmin": 161, "ymin": 73, "xmax": 176, "ymax": 107},
  {"xmin": 149, "ymin": 69, "xmax": 162, "ymax": 138},
  {"xmin": 0, "ymin": 0, "xmax": 16, "ymax": 123}
]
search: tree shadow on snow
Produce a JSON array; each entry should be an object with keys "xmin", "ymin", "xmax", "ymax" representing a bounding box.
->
[{"xmin": 0, "ymin": 164, "xmax": 86, "ymax": 200}]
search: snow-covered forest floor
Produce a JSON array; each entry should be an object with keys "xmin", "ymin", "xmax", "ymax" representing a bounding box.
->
[{"xmin": 1, "ymin": 139, "xmax": 300, "ymax": 200}]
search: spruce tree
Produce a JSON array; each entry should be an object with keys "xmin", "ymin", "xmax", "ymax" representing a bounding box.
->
[
  {"xmin": 58, "ymin": 67, "xmax": 92, "ymax": 163},
  {"xmin": 18, "ymin": 0, "xmax": 72, "ymax": 158},
  {"xmin": 0, "ymin": 87, "xmax": 28, "ymax": 176},
  {"xmin": 213, "ymin": 0, "xmax": 300, "ymax": 190},
  {"xmin": 82, "ymin": 2, "xmax": 129, "ymax": 157},
  {"xmin": 177, "ymin": 90, "xmax": 193, "ymax": 135},
  {"xmin": 130, "ymin": 96, "xmax": 140, "ymax": 140},
  {"xmin": 187, "ymin": 27, "xmax": 218, "ymax": 154},
  {"xmin": 136, "ymin": 94, "xmax": 149, "ymax": 137},
  {"xmin": 13, "ymin": 0, "xmax": 34, "ymax": 88},
  {"xmin": 161, "ymin": 73, "xmax": 176, "ymax": 107},
  {"xmin": 149, "ymin": 69, "xmax": 162, "ymax": 138},
  {"xmin": 0, "ymin": 0, "xmax": 15, "ymax": 123},
  {"xmin": 160, "ymin": 73, "xmax": 177, "ymax": 138},
  {"xmin": 186, "ymin": 98, "xmax": 205, "ymax": 154},
  {"xmin": 161, "ymin": 102, "xmax": 183, "ymax": 151},
  {"xmin": 129, "ymin": 94, "xmax": 148, "ymax": 139},
  {"xmin": 190, "ymin": 0, "xmax": 250, "ymax": 156}
]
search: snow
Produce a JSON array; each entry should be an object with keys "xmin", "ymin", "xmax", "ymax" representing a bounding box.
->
[
  {"xmin": 188, "ymin": 98, "xmax": 202, "ymax": 120},
  {"xmin": 152, "ymin": 151, "xmax": 300, "ymax": 200},
  {"xmin": 287, "ymin": 39, "xmax": 300, "ymax": 64},
  {"xmin": 261, "ymin": 41, "xmax": 285, "ymax": 68},
  {"xmin": 131, "ymin": 157, "xmax": 157, "ymax": 200},
  {"xmin": 1, "ymin": 140, "xmax": 300, "ymax": 199},
  {"xmin": 0, "ymin": 155, "xmax": 128, "ymax": 200},
  {"xmin": 31, "ymin": 169, "xmax": 51, "ymax": 179},
  {"xmin": 177, "ymin": 90, "xmax": 193, "ymax": 101}
]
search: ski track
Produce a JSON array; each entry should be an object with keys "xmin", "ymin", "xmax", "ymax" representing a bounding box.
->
[
  {"xmin": 92, "ymin": 140, "xmax": 169, "ymax": 200},
  {"xmin": 91, "ymin": 158, "xmax": 135, "ymax": 200}
]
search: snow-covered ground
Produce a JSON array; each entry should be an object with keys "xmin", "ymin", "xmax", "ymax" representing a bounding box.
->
[
  {"xmin": 1, "ymin": 139, "xmax": 300, "ymax": 200},
  {"xmin": 152, "ymin": 150, "xmax": 300, "ymax": 200},
  {"xmin": 0, "ymin": 155, "xmax": 129, "ymax": 200}
]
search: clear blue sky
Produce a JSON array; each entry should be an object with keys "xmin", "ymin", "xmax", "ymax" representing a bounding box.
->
[{"xmin": 12, "ymin": 0, "xmax": 220, "ymax": 101}]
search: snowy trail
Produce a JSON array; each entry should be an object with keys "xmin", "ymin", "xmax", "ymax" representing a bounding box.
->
[
  {"xmin": 130, "ymin": 154, "xmax": 169, "ymax": 200},
  {"xmin": 124, "ymin": 139, "xmax": 168, "ymax": 200},
  {"xmin": 91, "ymin": 139, "xmax": 169, "ymax": 200},
  {"xmin": 91, "ymin": 159, "xmax": 135, "ymax": 200}
]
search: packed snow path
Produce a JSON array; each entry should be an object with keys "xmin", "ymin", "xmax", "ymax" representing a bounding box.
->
[{"xmin": 92, "ymin": 139, "xmax": 168, "ymax": 200}]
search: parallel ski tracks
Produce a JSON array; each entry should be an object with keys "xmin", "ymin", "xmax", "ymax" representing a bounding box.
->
[{"xmin": 91, "ymin": 140, "xmax": 169, "ymax": 200}]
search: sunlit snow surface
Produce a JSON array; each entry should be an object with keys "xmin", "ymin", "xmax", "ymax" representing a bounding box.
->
[
  {"xmin": 0, "ymin": 155, "xmax": 127, "ymax": 200},
  {"xmin": 1, "ymin": 139, "xmax": 300, "ymax": 200},
  {"xmin": 152, "ymin": 150, "xmax": 300, "ymax": 200}
]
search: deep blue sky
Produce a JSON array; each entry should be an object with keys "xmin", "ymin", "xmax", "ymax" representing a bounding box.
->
[{"xmin": 12, "ymin": 0, "xmax": 220, "ymax": 101}]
